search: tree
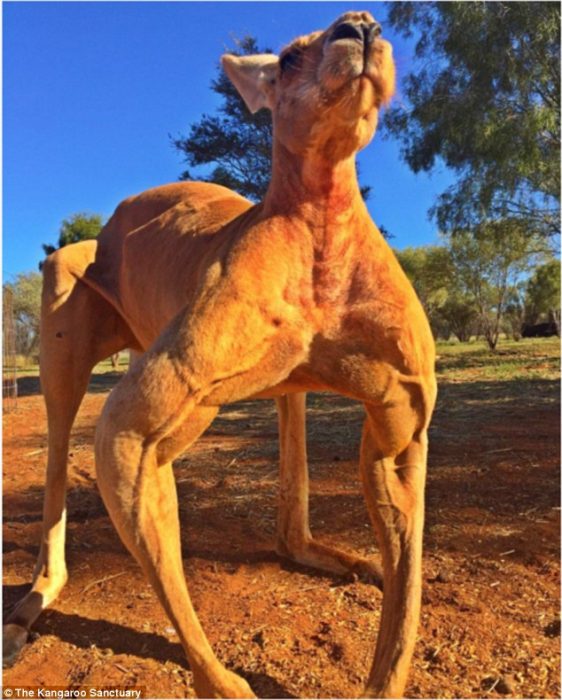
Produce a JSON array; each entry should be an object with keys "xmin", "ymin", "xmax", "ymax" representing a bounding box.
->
[
  {"xmin": 396, "ymin": 244, "xmax": 480, "ymax": 341},
  {"xmin": 172, "ymin": 36, "xmax": 373, "ymax": 204},
  {"xmin": 524, "ymin": 259, "xmax": 561, "ymax": 333},
  {"xmin": 437, "ymin": 293, "xmax": 479, "ymax": 343},
  {"xmin": 4, "ymin": 272, "xmax": 42, "ymax": 357},
  {"xmin": 396, "ymin": 245, "xmax": 452, "ymax": 337},
  {"xmin": 503, "ymin": 282, "xmax": 528, "ymax": 340},
  {"xmin": 41, "ymin": 212, "xmax": 104, "ymax": 267},
  {"xmin": 384, "ymin": 2, "xmax": 560, "ymax": 237},
  {"xmin": 447, "ymin": 220, "xmax": 548, "ymax": 349}
]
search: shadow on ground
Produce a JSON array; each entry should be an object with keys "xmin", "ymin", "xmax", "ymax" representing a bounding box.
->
[
  {"xmin": 4, "ymin": 376, "xmax": 560, "ymax": 566},
  {"xmin": 16, "ymin": 372, "xmax": 126, "ymax": 398},
  {"xmin": 2, "ymin": 584, "xmax": 297, "ymax": 698}
]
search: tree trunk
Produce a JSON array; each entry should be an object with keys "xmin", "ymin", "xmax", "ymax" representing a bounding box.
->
[{"xmin": 550, "ymin": 309, "xmax": 561, "ymax": 337}]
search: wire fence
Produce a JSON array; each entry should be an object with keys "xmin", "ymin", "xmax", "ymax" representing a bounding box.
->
[{"xmin": 3, "ymin": 286, "xmax": 18, "ymax": 409}]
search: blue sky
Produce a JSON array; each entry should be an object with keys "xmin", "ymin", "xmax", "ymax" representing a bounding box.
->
[{"xmin": 3, "ymin": 2, "xmax": 454, "ymax": 280}]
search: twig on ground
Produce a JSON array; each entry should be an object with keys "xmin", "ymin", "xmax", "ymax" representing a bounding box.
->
[{"xmin": 82, "ymin": 571, "xmax": 126, "ymax": 593}]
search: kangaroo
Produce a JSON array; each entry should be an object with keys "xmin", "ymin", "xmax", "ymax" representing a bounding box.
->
[{"xmin": 4, "ymin": 12, "xmax": 436, "ymax": 698}]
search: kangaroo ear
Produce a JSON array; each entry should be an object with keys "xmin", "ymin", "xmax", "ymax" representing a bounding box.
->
[{"xmin": 221, "ymin": 54, "xmax": 279, "ymax": 114}]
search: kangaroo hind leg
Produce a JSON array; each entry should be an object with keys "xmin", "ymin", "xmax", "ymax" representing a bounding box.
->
[
  {"xmin": 3, "ymin": 243, "xmax": 136, "ymax": 668},
  {"xmin": 360, "ymin": 394, "xmax": 430, "ymax": 698},
  {"xmin": 275, "ymin": 392, "xmax": 383, "ymax": 587}
]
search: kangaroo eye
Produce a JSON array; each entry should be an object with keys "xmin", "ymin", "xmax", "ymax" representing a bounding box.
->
[{"xmin": 280, "ymin": 49, "xmax": 301, "ymax": 73}]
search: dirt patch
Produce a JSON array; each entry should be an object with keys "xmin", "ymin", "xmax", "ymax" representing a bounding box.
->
[{"xmin": 3, "ymin": 365, "xmax": 560, "ymax": 698}]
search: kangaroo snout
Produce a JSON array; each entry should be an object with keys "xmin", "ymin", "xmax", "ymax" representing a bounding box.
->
[{"xmin": 329, "ymin": 20, "xmax": 382, "ymax": 46}]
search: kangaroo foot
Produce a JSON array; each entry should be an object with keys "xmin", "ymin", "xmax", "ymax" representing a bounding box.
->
[
  {"xmin": 192, "ymin": 669, "xmax": 256, "ymax": 699},
  {"xmin": 277, "ymin": 537, "xmax": 383, "ymax": 590},
  {"xmin": 3, "ymin": 623, "xmax": 29, "ymax": 668}
]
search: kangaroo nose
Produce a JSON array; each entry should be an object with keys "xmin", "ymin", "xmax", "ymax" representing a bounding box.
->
[
  {"xmin": 330, "ymin": 21, "xmax": 381, "ymax": 44},
  {"xmin": 330, "ymin": 22, "xmax": 363, "ymax": 43}
]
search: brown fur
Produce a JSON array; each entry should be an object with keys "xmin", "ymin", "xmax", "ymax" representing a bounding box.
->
[{"xmin": 4, "ymin": 12, "xmax": 436, "ymax": 698}]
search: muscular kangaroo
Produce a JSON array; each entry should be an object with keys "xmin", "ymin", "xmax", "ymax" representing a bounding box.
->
[{"xmin": 4, "ymin": 12, "xmax": 436, "ymax": 698}]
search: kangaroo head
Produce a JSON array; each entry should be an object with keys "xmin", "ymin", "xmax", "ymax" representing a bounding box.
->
[{"xmin": 222, "ymin": 11, "xmax": 395, "ymax": 163}]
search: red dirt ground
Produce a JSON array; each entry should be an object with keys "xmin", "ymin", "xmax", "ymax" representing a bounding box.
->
[{"xmin": 3, "ymin": 363, "xmax": 560, "ymax": 698}]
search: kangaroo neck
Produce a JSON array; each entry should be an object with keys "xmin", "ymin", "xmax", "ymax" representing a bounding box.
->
[{"xmin": 262, "ymin": 140, "xmax": 367, "ymax": 234}]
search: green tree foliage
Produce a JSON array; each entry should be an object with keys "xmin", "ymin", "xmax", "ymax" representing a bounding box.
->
[
  {"xmin": 447, "ymin": 220, "xmax": 548, "ymax": 349},
  {"xmin": 4, "ymin": 272, "xmax": 42, "ymax": 357},
  {"xmin": 524, "ymin": 259, "xmax": 561, "ymax": 332},
  {"xmin": 172, "ymin": 36, "xmax": 373, "ymax": 204},
  {"xmin": 395, "ymin": 245, "xmax": 451, "ymax": 327},
  {"xmin": 438, "ymin": 294, "xmax": 479, "ymax": 343},
  {"xmin": 396, "ymin": 244, "xmax": 478, "ymax": 341},
  {"xmin": 41, "ymin": 212, "xmax": 104, "ymax": 269},
  {"xmin": 384, "ymin": 2, "xmax": 560, "ymax": 236},
  {"xmin": 503, "ymin": 282, "xmax": 528, "ymax": 340},
  {"xmin": 396, "ymin": 226, "xmax": 554, "ymax": 345}
]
